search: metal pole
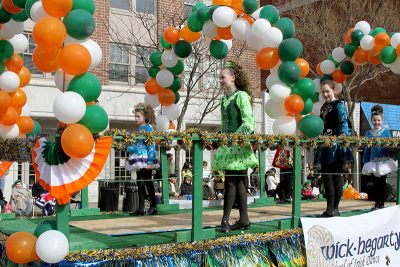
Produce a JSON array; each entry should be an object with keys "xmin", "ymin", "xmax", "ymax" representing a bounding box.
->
[
  {"xmin": 292, "ymin": 146, "xmax": 302, "ymax": 228},
  {"xmin": 160, "ymin": 146, "xmax": 169, "ymax": 204},
  {"xmin": 191, "ymin": 134, "xmax": 203, "ymax": 241}
]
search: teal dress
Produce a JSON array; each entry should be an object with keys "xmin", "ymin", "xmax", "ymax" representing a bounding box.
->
[{"xmin": 212, "ymin": 90, "xmax": 258, "ymax": 171}]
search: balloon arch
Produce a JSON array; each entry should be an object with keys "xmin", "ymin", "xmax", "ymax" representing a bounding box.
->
[{"xmin": 145, "ymin": 0, "xmax": 400, "ymax": 138}]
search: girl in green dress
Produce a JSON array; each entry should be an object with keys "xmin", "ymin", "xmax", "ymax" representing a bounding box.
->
[{"xmin": 212, "ymin": 61, "xmax": 258, "ymax": 233}]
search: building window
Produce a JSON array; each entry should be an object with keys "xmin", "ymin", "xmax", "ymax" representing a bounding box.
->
[
  {"xmin": 110, "ymin": 0, "xmax": 129, "ymax": 10},
  {"xmin": 136, "ymin": 0, "xmax": 155, "ymax": 14},
  {"xmin": 135, "ymin": 46, "xmax": 152, "ymax": 84},
  {"xmin": 23, "ymin": 33, "xmax": 42, "ymax": 75},
  {"xmin": 184, "ymin": 0, "xmax": 196, "ymax": 19},
  {"xmin": 109, "ymin": 43, "xmax": 130, "ymax": 83}
]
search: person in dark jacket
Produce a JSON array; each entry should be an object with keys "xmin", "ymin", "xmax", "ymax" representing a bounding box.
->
[
  {"xmin": 180, "ymin": 176, "xmax": 193, "ymax": 200},
  {"xmin": 203, "ymin": 178, "xmax": 215, "ymax": 200}
]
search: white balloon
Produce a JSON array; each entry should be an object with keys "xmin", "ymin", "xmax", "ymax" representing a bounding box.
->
[
  {"xmin": 390, "ymin": 58, "xmax": 400, "ymax": 74},
  {"xmin": 156, "ymin": 69, "xmax": 174, "ymax": 88},
  {"xmin": 0, "ymin": 71, "xmax": 20, "ymax": 92},
  {"xmin": 36, "ymin": 230, "xmax": 69, "ymax": 264},
  {"xmin": 265, "ymin": 73, "xmax": 284, "ymax": 90},
  {"xmin": 144, "ymin": 93, "xmax": 160, "ymax": 108},
  {"xmin": 252, "ymin": 7, "xmax": 262, "ymax": 20},
  {"xmin": 332, "ymin": 47, "xmax": 346, "ymax": 62},
  {"xmin": 312, "ymin": 101, "xmax": 323, "ymax": 116},
  {"xmin": 320, "ymin": 60, "xmax": 336, "ymax": 74},
  {"xmin": 273, "ymin": 116, "xmax": 297, "ymax": 135},
  {"xmin": 21, "ymin": 103, "xmax": 31, "ymax": 116},
  {"xmin": 390, "ymin": 33, "xmax": 400, "ymax": 48},
  {"xmin": 162, "ymin": 104, "xmax": 180, "ymax": 121},
  {"xmin": 313, "ymin": 79, "xmax": 321, "ymax": 92},
  {"xmin": 269, "ymin": 83, "xmax": 291, "ymax": 102},
  {"xmin": 80, "ymin": 39, "xmax": 102, "ymax": 70},
  {"xmin": 8, "ymin": 34, "xmax": 29, "ymax": 54},
  {"xmin": 212, "ymin": 6, "xmax": 236, "ymax": 28},
  {"xmin": 231, "ymin": 17, "xmax": 250, "ymax": 41},
  {"xmin": 30, "ymin": 1, "xmax": 48, "ymax": 22},
  {"xmin": 0, "ymin": 19, "xmax": 24, "ymax": 39},
  {"xmin": 53, "ymin": 92, "xmax": 86, "ymax": 124},
  {"xmin": 221, "ymin": 39, "xmax": 232, "ymax": 50},
  {"xmin": 0, "ymin": 124, "xmax": 19, "ymax": 139},
  {"xmin": 156, "ymin": 115, "xmax": 169, "ymax": 131},
  {"xmin": 245, "ymin": 30, "xmax": 262, "ymax": 51},
  {"xmin": 334, "ymin": 82, "xmax": 343, "ymax": 95},
  {"xmin": 360, "ymin": 35, "xmax": 374, "ymax": 51},
  {"xmin": 269, "ymin": 60, "xmax": 282, "ymax": 75},
  {"xmin": 354, "ymin": 21, "xmax": 371, "ymax": 35},
  {"xmin": 54, "ymin": 69, "xmax": 74, "ymax": 91},
  {"xmin": 319, "ymin": 93, "xmax": 325, "ymax": 103},
  {"xmin": 64, "ymin": 35, "xmax": 82, "ymax": 44},
  {"xmin": 262, "ymin": 27, "xmax": 283, "ymax": 48},
  {"xmin": 265, "ymin": 99, "xmax": 286, "ymax": 119},
  {"xmin": 202, "ymin": 20, "xmax": 217, "ymax": 39},
  {"xmin": 251, "ymin": 19, "xmax": 271, "ymax": 38},
  {"xmin": 161, "ymin": 50, "xmax": 178, "ymax": 68}
]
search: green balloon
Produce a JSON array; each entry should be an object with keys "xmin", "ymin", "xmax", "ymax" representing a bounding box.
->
[
  {"xmin": 168, "ymin": 60, "xmax": 184, "ymax": 75},
  {"xmin": 170, "ymin": 76, "xmax": 182, "ymax": 92},
  {"xmin": 278, "ymin": 61, "xmax": 301, "ymax": 85},
  {"xmin": 27, "ymin": 120, "xmax": 41, "ymax": 137},
  {"xmin": 380, "ymin": 46, "xmax": 397, "ymax": 64},
  {"xmin": 344, "ymin": 45, "xmax": 357, "ymax": 58},
  {"xmin": 173, "ymin": 40, "xmax": 192, "ymax": 58},
  {"xmin": 389, "ymin": 32, "xmax": 396, "ymax": 38},
  {"xmin": 18, "ymin": 53, "xmax": 24, "ymax": 59},
  {"xmin": 150, "ymin": 51, "xmax": 162, "ymax": 66},
  {"xmin": 34, "ymin": 220, "xmax": 57, "ymax": 237},
  {"xmin": 259, "ymin": 5, "xmax": 279, "ymax": 24},
  {"xmin": 300, "ymin": 98, "xmax": 313, "ymax": 115},
  {"xmin": 68, "ymin": 72, "xmax": 101, "ymax": 102},
  {"xmin": 0, "ymin": 7, "xmax": 12, "ymax": 23},
  {"xmin": 0, "ymin": 61, "xmax": 5, "ymax": 74},
  {"xmin": 192, "ymin": 2, "xmax": 207, "ymax": 13},
  {"xmin": 78, "ymin": 105, "xmax": 109, "ymax": 134},
  {"xmin": 350, "ymin": 29, "xmax": 363, "ymax": 46},
  {"xmin": 196, "ymin": 6, "xmax": 211, "ymax": 22},
  {"xmin": 292, "ymin": 78, "xmax": 315, "ymax": 99},
  {"xmin": 243, "ymin": 0, "xmax": 258, "ymax": 14},
  {"xmin": 210, "ymin": 40, "xmax": 228, "ymax": 59},
  {"xmin": 11, "ymin": 10, "xmax": 29, "ymax": 22},
  {"xmin": 174, "ymin": 91, "xmax": 180, "ymax": 104},
  {"xmin": 274, "ymin": 18, "xmax": 295, "ymax": 39},
  {"xmin": 148, "ymin": 65, "xmax": 160, "ymax": 78},
  {"xmin": 187, "ymin": 14, "xmax": 203, "ymax": 32},
  {"xmin": 12, "ymin": 0, "xmax": 26, "ymax": 8},
  {"xmin": 63, "ymin": 9, "xmax": 95, "ymax": 40},
  {"xmin": 370, "ymin": 27, "xmax": 386, "ymax": 37},
  {"xmin": 278, "ymin": 38, "xmax": 303, "ymax": 62},
  {"xmin": 339, "ymin": 61, "xmax": 354, "ymax": 75},
  {"xmin": 298, "ymin": 115, "xmax": 324, "ymax": 138},
  {"xmin": 320, "ymin": 74, "xmax": 332, "ymax": 83},
  {"xmin": 209, "ymin": 5, "xmax": 219, "ymax": 17},
  {"xmin": 25, "ymin": 0, "xmax": 39, "ymax": 19},
  {"xmin": 328, "ymin": 55, "xmax": 339, "ymax": 66},
  {"xmin": 72, "ymin": 0, "xmax": 95, "ymax": 14},
  {"xmin": 311, "ymin": 92, "xmax": 320, "ymax": 103},
  {"xmin": 0, "ymin": 40, "xmax": 14, "ymax": 61},
  {"xmin": 160, "ymin": 35, "xmax": 172, "ymax": 49}
]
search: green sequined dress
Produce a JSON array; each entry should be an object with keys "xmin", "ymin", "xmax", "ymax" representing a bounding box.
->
[{"xmin": 212, "ymin": 90, "xmax": 258, "ymax": 171}]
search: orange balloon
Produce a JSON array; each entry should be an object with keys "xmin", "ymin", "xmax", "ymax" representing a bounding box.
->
[
  {"xmin": 163, "ymin": 27, "xmax": 180, "ymax": 44},
  {"xmin": 231, "ymin": 0, "xmax": 244, "ymax": 15},
  {"xmin": 17, "ymin": 116, "xmax": 34, "ymax": 135},
  {"xmin": 32, "ymin": 16, "xmax": 66, "ymax": 49},
  {"xmin": 374, "ymin": 33, "xmax": 390, "ymax": 51},
  {"xmin": 4, "ymin": 54, "xmax": 24, "ymax": 73},
  {"xmin": 5, "ymin": 232, "xmax": 39, "ymax": 264},
  {"xmin": 332, "ymin": 70, "xmax": 346, "ymax": 83},
  {"xmin": 256, "ymin": 47, "xmax": 279, "ymax": 70},
  {"xmin": 18, "ymin": 67, "xmax": 31, "ymax": 87},
  {"xmin": 86, "ymin": 101, "xmax": 96, "ymax": 106},
  {"xmin": 42, "ymin": 0, "xmax": 73, "ymax": 17},
  {"xmin": 0, "ymin": 106, "xmax": 18, "ymax": 126},
  {"xmin": 158, "ymin": 88, "xmax": 176, "ymax": 106},
  {"xmin": 32, "ymin": 46, "xmax": 61, "ymax": 73},
  {"xmin": 212, "ymin": 0, "xmax": 232, "ymax": 5},
  {"xmin": 0, "ymin": 90, "xmax": 11, "ymax": 110},
  {"xmin": 284, "ymin": 95, "xmax": 304, "ymax": 115},
  {"xmin": 168, "ymin": 121, "xmax": 175, "ymax": 130},
  {"xmin": 10, "ymin": 88, "xmax": 27, "ymax": 108},
  {"xmin": 180, "ymin": 25, "xmax": 201, "ymax": 42},
  {"xmin": 316, "ymin": 63, "xmax": 324, "ymax": 76},
  {"xmin": 217, "ymin": 27, "xmax": 233, "ymax": 40},
  {"xmin": 396, "ymin": 44, "xmax": 400, "ymax": 56},
  {"xmin": 2, "ymin": 0, "xmax": 22, "ymax": 14},
  {"xmin": 15, "ymin": 106, "xmax": 22, "ymax": 116},
  {"xmin": 353, "ymin": 48, "xmax": 368, "ymax": 64},
  {"xmin": 243, "ymin": 14, "xmax": 254, "ymax": 25},
  {"xmin": 345, "ymin": 28, "xmax": 354, "ymax": 44},
  {"xmin": 59, "ymin": 44, "xmax": 91, "ymax": 75},
  {"xmin": 367, "ymin": 48, "xmax": 381, "ymax": 65},
  {"xmin": 295, "ymin": 58, "xmax": 310, "ymax": 78},
  {"xmin": 145, "ymin": 78, "xmax": 161, "ymax": 95},
  {"xmin": 61, "ymin": 124, "xmax": 94, "ymax": 158}
]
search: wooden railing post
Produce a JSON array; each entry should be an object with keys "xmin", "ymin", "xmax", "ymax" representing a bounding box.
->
[
  {"xmin": 160, "ymin": 146, "xmax": 169, "ymax": 205},
  {"xmin": 258, "ymin": 150, "xmax": 267, "ymax": 200},
  {"xmin": 56, "ymin": 204, "xmax": 70, "ymax": 242},
  {"xmin": 291, "ymin": 145, "xmax": 302, "ymax": 228},
  {"xmin": 191, "ymin": 134, "xmax": 204, "ymax": 241}
]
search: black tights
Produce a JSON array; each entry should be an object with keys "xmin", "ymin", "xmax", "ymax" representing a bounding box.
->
[
  {"xmin": 373, "ymin": 174, "xmax": 387, "ymax": 207},
  {"xmin": 222, "ymin": 170, "xmax": 249, "ymax": 224},
  {"xmin": 321, "ymin": 162, "xmax": 344, "ymax": 214},
  {"xmin": 137, "ymin": 169, "xmax": 156, "ymax": 212}
]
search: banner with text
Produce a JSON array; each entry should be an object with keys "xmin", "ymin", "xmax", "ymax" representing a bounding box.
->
[{"xmin": 301, "ymin": 205, "xmax": 400, "ymax": 267}]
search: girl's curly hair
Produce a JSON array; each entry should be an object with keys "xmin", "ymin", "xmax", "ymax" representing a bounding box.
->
[
  {"xmin": 223, "ymin": 60, "xmax": 254, "ymax": 103},
  {"xmin": 134, "ymin": 103, "xmax": 156, "ymax": 125}
]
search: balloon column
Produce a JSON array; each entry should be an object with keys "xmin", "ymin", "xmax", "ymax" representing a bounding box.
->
[{"xmin": 146, "ymin": 1, "xmax": 323, "ymax": 137}]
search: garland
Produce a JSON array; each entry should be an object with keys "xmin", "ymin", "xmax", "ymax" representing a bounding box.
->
[{"xmin": 0, "ymin": 137, "xmax": 36, "ymax": 163}]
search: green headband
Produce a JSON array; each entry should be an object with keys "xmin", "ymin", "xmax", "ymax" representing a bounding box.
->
[{"xmin": 224, "ymin": 61, "xmax": 235, "ymax": 68}]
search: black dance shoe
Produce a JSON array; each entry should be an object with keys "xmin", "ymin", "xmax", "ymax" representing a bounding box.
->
[
  {"xmin": 320, "ymin": 211, "xmax": 334, "ymax": 218},
  {"xmin": 129, "ymin": 210, "xmax": 145, "ymax": 216},
  {"xmin": 147, "ymin": 208, "xmax": 158, "ymax": 215},
  {"xmin": 230, "ymin": 220, "xmax": 250, "ymax": 231},
  {"xmin": 220, "ymin": 220, "xmax": 231, "ymax": 233}
]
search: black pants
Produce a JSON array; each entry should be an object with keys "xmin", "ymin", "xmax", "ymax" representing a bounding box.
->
[
  {"xmin": 373, "ymin": 174, "xmax": 387, "ymax": 207},
  {"xmin": 222, "ymin": 170, "xmax": 249, "ymax": 224},
  {"xmin": 137, "ymin": 169, "xmax": 156, "ymax": 212},
  {"xmin": 321, "ymin": 162, "xmax": 344, "ymax": 214},
  {"xmin": 278, "ymin": 170, "xmax": 293, "ymax": 201}
]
